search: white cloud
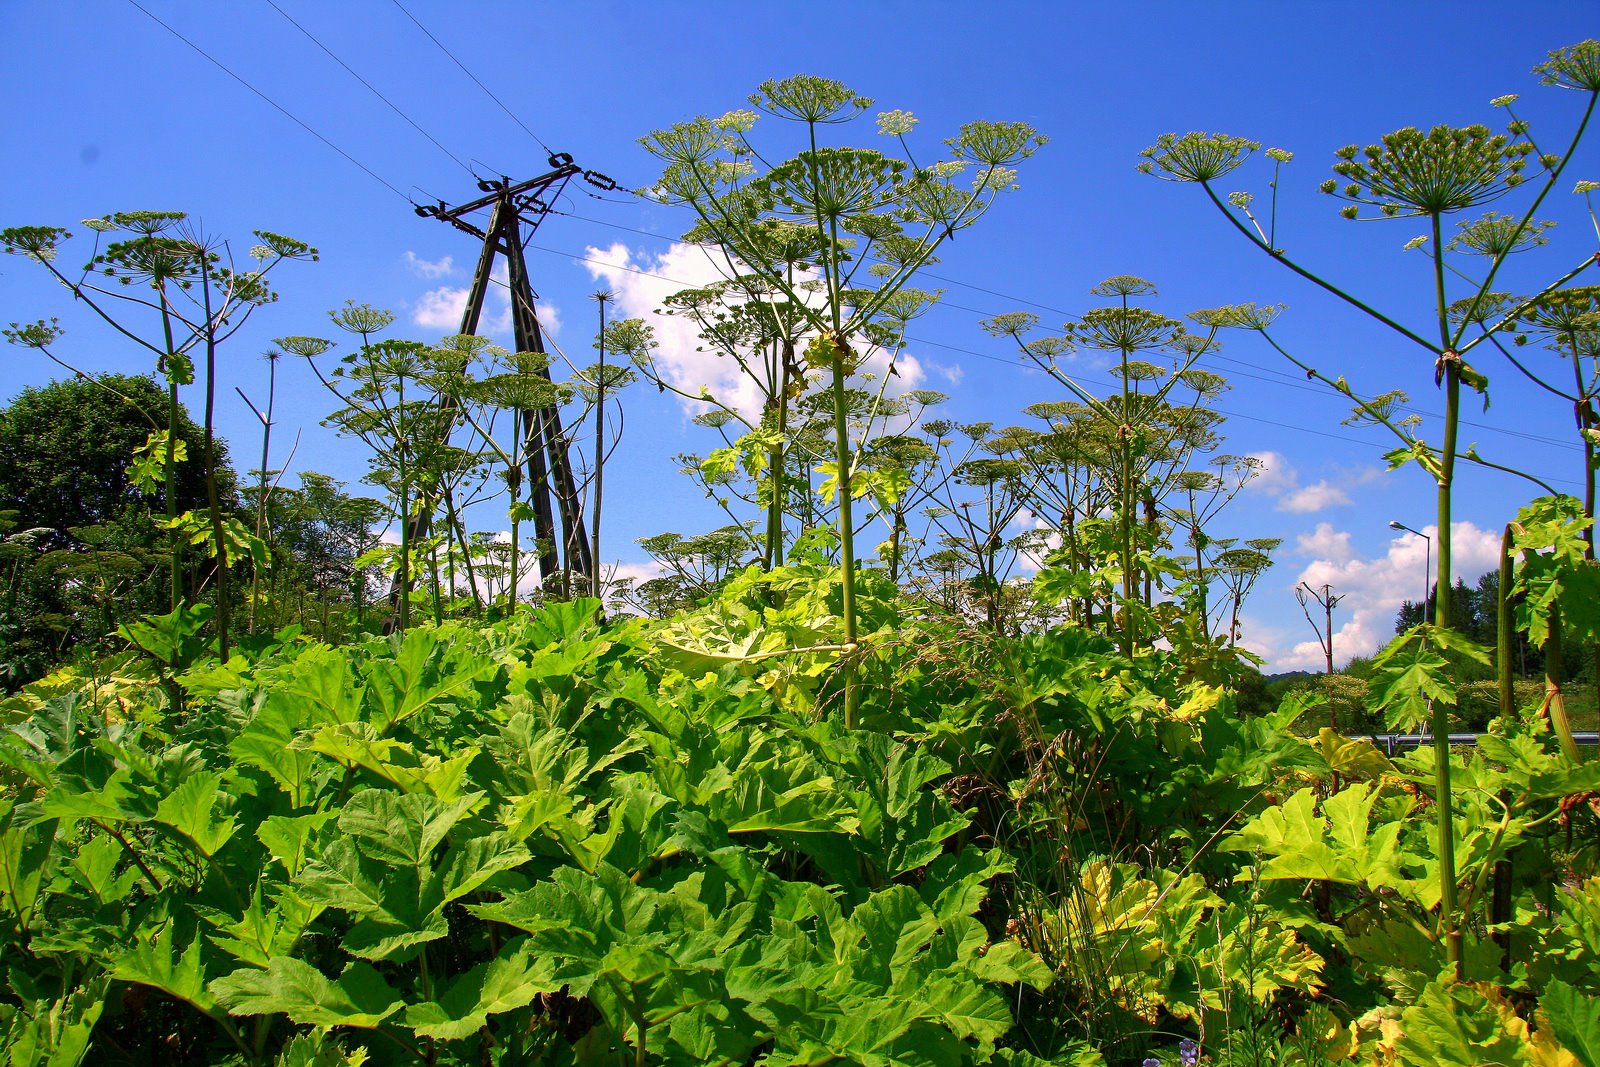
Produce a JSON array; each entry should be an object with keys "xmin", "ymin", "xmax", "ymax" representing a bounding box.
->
[
  {"xmin": 1280, "ymin": 480, "xmax": 1352, "ymax": 513},
  {"xmin": 408, "ymin": 276, "xmax": 557, "ymax": 342},
  {"xmin": 1246, "ymin": 450, "xmax": 1298, "ymax": 496},
  {"xmin": 605, "ymin": 560, "xmax": 666, "ymax": 585},
  {"xmin": 535, "ymin": 301, "xmax": 561, "ymax": 339},
  {"xmin": 413, "ymin": 286, "xmax": 469, "ymax": 330},
  {"xmin": 403, "ymin": 251, "xmax": 454, "ymax": 279},
  {"xmin": 580, "ymin": 240, "xmax": 926, "ymax": 420},
  {"xmin": 1245, "ymin": 451, "xmax": 1375, "ymax": 515},
  {"xmin": 1244, "ymin": 520, "xmax": 1501, "ymax": 672},
  {"xmin": 1295, "ymin": 522, "xmax": 1354, "ymax": 564}
]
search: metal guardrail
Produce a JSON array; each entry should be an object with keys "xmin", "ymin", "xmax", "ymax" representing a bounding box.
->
[{"xmin": 1360, "ymin": 732, "xmax": 1600, "ymax": 757}]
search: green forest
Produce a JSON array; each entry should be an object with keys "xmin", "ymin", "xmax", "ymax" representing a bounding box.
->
[{"xmin": 2, "ymin": 43, "xmax": 1600, "ymax": 1067}]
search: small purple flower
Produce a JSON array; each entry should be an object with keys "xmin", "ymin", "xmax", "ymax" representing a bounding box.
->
[
  {"xmin": 1179, "ymin": 1038, "xmax": 1200, "ymax": 1066},
  {"xmin": 1143, "ymin": 1059, "xmax": 1160, "ymax": 1067}
]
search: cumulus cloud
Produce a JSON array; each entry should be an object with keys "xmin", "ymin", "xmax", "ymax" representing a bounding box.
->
[
  {"xmin": 580, "ymin": 240, "xmax": 926, "ymax": 420},
  {"xmin": 1294, "ymin": 521, "xmax": 1354, "ymax": 564},
  {"xmin": 1245, "ymin": 451, "xmax": 1378, "ymax": 515},
  {"xmin": 1280, "ymin": 480, "xmax": 1352, "ymax": 513},
  {"xmin": 1242, "ymin": 520, "xmax": 1502, "ymax": 672},
  {"xmin": 403, "ymin": 251, "xmax": 454, "ymax": 279},
  {"xmin": 409, "ymin": 273, "xmax": 558, "ymax": 341},
  {"xmin": 413, "ymin": 286, "xmax": 470, "ymax": 330}
]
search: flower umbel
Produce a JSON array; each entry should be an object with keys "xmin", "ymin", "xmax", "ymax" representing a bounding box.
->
[
  {"xmin": 1139, "ymin": 132, "xmax": 1260, "ymax": 182},
  {"xmin": 1323, "ymin": 124, "xmax": 1533, "ymax": 218}
]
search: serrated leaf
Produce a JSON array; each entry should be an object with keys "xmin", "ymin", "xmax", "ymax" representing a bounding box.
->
[
  {"xmin": 1391, "ymin": 979, "xmax": 1534, "ymax": 1067},
  {"xmin": 400, "ymin": 938, "xmax": 560, "ymax": 1039},
  {"xmin": 111, "ymin": 923, "xmax": 234, "ymax": 1031},
  {"xmin": 362, "ymin": 626, "xmax": 502, "ymax": 733},
  {"xmin": 337, "ymin": 789, "xmax": 482, "ymax": 868},
  {"xmin": 153, "ymin": 771, "xmax": 237, "ymax": 857},
  {"xmin": 212, "ymin": 958, "xmax": 404, "ymax": 1029},
  {"xmin": 1543, "ymin": 980, "xmax": 1600, "ymax": 1067},
  {"xmin": 259, "ymin": 811, "xmax": 336, "ymax": 878}
]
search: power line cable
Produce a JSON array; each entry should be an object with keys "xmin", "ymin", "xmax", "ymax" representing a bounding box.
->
[
  {"xmin": 125, "ymin": 0, "xmax": 411, "ymax": 204},
  {"xmin": 263, "ymin": 0, "xmax": 474, "ymax": 178},
  {"xmin": 388, "ymin": 0, "xmax": 553, "ymax": 155}
]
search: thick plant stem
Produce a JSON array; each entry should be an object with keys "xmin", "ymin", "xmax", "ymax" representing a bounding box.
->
[
  {"xmin": 159, "ymin": 301, "xmax": 183, "ymax": 615},
  {"xmin": 592, "ymin": 320, "xmax": 607, "ymax": 605},
  {"xmin": 198, "ymin": 268, "xmax": 230, "ymax": 661},
  {"xmin": 1498, "ymin": 527, "xmax": 1515, "ymax": 720},
  {"xmin": 831, "ymin": 345, "xmax": 859, "ymax": 729},
  {"xmin": 1545, "ymin": 608, "xmax": 1582, "ymax": 764},
  {"xmin": 1433, "ymin": 218, "xmax": 1462, "ymax": 974},
  {"xmin": 396, "ymin": 370, "xmax": 411, "ymax": 633}
]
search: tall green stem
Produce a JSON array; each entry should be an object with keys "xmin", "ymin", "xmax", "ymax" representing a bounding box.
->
[
  {"xmin": 1431, "ymin": 209, "xmax": 1462, "ymax": 975},
  {"xmin": 831, "ymin": 345, "xmax": 860, "ymax": 728},
  {"xmin": 158, "ymin": 298, "xmax": 183, "ymax": 614},
  {"xmin": 396, "ymin": 369, "xmax": 411, "ymax": 633},
  {"xmin": 1498, "ymin": 526, "xmax": 1515, "ymax": 720},
  {"xmin": 198, "ymin": 263, "xmax": 230, "ymax": 661},
  {"xmin": 593, "ymin": 297, "xmax": 608, "ymax": 604}
]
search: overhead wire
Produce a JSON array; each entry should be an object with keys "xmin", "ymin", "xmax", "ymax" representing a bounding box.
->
[
  {"xmin": 263, "ymin": 0, "xmax": 475, "ymax": 178},
  {"xmin": 120, "ymin": 5, "xmax": 1587, "ymax": 474},
  {"xmin": 388, "ymin": 0, "xmax": 554, "ymax": 155},
  {"xmin": 124, "ymin": 0, "xmax": 411, "ymax": 204}
]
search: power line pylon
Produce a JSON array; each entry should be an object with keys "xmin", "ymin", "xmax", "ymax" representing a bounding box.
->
[{"xmin": 413, "ymin": 153, "xmax": 617, "ymax": 592}]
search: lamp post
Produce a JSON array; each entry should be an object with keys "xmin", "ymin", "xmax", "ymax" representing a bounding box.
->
[{"xmin": 1389, "ymin": 520, "xmax": 1432, "ymax": 624}]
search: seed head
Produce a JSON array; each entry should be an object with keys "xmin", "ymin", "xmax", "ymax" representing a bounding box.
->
[
  {"xmin": 876, "ymin": 109, "xmax": 918, "ymax": 137},
  {"xmin": 1139, "ymin": 131, "xmax": 1260, "ymax": 183},
  {"xmin": 1090, "ymin": 274, "xmax": 1158, "ymax": 298},
  {"xmin": 3, "ymin": 318, "xmax": 64, "ymax": 348},
  {"xmin": 1327, "ymin": 124, "xmax": 1532, "ymax": 218},
  {"xmin": 1189, "ymin": 302, "xmax": 1286, "ymax": 330},
  {"xmin": 328, "ymin": 301, "xmax": 395, "ymax": 337},
  {"xmin": 0, "ymin": 225, "xmax": 70, "ymax": 262},
  {"xmin": 1534, "ymin": 40, "xmax": 1600, "ymax": 91},
  {"xmin": 1447, "ymin": 211, "xmax": 1553, "ymax": 256}
]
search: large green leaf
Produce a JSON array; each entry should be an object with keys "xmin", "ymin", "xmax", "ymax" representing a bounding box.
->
[
  {"xmin": 336, "ymin": 789, "xmax": 481, "ymax": 869},
  {"xmin": 0, "ymin": 801, "xmax": 54, "ymax": 926},
  {"xmin": 1390, "ymin": 978, "xmax": 1534, "ymax": 1067},
  {"xmin": 211, "ymin": 958, "xmax": 404, "ymax": 1029},
  {"xmin": 1543, "ymin": 979, "xmax": 1600, "ymax": 1067},
  {"xmin": 111, "ymin": 922, "xmax": 238, "ymax": 1037},
  {"xmin": 0, "ymin": 976, "xmax": 108, "ymax": 1067},
  {"xmin": 153, "ymin": 771, "xmax": 237, "ymax": 858},
  {"xmin": 362, "ymin": 625, "xmax": 502, "ymax": 733},
  {"xmin": 399, "ymin": 938, "xmax": 560, "ymax": 1040}
]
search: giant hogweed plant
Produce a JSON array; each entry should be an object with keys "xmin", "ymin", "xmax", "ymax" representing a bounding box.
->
[
  {"xmin": 640, "ymin": 74, "xmax": 1045, "ymax": 726},
  {"xmin": 1142, "ymin": 39, "xmax": 1600, "ymax": 976},
  {"xmin": 0, "ymin": 598, "xmax": 1087, "ymax": 1066},
  {"xmin": 983, "ymin": 277, "xmax": 1232, "ymax": 657}
]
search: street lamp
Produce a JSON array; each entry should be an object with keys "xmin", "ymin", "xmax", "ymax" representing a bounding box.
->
[{"xmin": 1388, "ymin": 520, "xmax": 1432, "ymax": 624}]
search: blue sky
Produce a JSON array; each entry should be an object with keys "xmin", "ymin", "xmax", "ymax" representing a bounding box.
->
[{"xmin": 3, "ymin": 1, "xmax": 1597, "ymax": 671}]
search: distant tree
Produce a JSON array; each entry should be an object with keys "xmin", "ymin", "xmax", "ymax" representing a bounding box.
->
[
  {"xmin": 0, "ymin": 374, "xmax": 233, "ymax": 685},
  {"xmin": 0, "ymin": 374, "xmax": 223, "ymax": 544}
]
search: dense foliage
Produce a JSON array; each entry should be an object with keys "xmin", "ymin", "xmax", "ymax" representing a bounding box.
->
[{"xmin": 3, "ymin": 49, "xmax": 1600, "ymax": 1066}]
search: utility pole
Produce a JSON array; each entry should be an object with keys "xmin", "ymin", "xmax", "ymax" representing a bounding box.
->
[
  {"xmin": 1297, "ymin": 581, "xmax": 1346, "ymax": 733},
  {"xmin": 412, "ymin": 153, "xmax": 616, "ymax": 592}
]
